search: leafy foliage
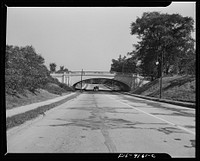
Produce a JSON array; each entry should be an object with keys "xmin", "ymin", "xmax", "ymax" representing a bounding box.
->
[
  {"xmin": 5, "ymin": 45, "xmax": 52, "ymax": 94},
  {"xmin": 5, "ymin": 45, "xmax": 74, "ymax": 95},
  {"xmin": 111, "ymin": 12, "xmax": 195, "ymax": 80},
  {"xmin": 49, "ymin": 63, "xmax": 57, "ymax": 73},
  {"xmin": 56, "ymin": 66, "xmax": 69, "ymax": 73},
  {"xmin": 130, "ymin": 12, "xmax": 195, "ymax": 79},
  {"xmin": 110, "ymin": 54, "xmax": 137, "ymax": 73}
]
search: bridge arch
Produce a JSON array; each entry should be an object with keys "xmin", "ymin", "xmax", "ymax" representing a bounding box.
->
[
  {"xmin": 73, "ymin": 78, "xmax": 131, "ymax": 91},
  {"xmin": 50, "ymin": 71, "xmax": 150, "ymax": 91}
]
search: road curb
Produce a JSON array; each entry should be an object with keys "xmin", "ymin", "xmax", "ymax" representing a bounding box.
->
[
  {"xmin": 122, "ymin": 92, "xmax": 195, "ymax": 108},
  {"xmin": 6, "ymin": 92, "xmax": 77, "ymax": 118},
  {"xmin": 6, "ymin": 92, "xmax": 80, "ymax": 130}
]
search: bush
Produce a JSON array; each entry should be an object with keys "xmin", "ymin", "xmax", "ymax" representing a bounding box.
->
[
  {"xmin": 43, "ymin": 83, "xmax": 66, "ymax": 95},
  {"xmin": 58, "ymin": 82, "xmax": 75, "ymax": 91},
  {"xmin": 5, "ymin": 45, "xmax": 74, "ymax": 95},
  {"xmin": 5, "ymin": 69, "xmax": 24, "ymax": 94},
  {"xmin": 5, "ymin": 45, "xmax": 53, "ymax": 94}
]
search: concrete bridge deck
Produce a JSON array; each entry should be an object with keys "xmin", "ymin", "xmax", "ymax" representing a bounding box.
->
[{"xmin": 50, "ymin": 71, "xmax": 149, "ymax": 90}]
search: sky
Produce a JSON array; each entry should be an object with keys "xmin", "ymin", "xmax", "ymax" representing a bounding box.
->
[{"xmin": 6, "ymin": 2, "xmax": 196, "ymax": 71}]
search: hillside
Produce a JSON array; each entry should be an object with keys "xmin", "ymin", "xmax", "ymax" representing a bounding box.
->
[
  {"xmin": 131, "ymin": 75, "xmax": 195, "ymax": 103},
  {"xmin": 6, "ymin": 83, "xmax": 74, "ymax": 110}
]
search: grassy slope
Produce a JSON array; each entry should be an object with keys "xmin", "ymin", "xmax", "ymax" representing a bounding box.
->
[
  {"xmin": 6, "ymin": 83, "xmax": 72, "ymax": 110},
  {"xmin": 6, "ymin": 93, "xmax": 79, "ymax": 130},
  {"xmin": 6, "ymin": 83, "xmax": 78, "ymax": 130},
  {"xmin": 131, "ymin": 75, "xmax": 195, "ymax": 103}
]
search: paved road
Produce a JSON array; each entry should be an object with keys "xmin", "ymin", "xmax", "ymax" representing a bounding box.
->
[
  {"xmin": 7, "ymin": 92, "xmax": 195, "ymax": 157},
  {"xmin": 85, "ymin": 83, "xmax": 111, "ymax": 91}
]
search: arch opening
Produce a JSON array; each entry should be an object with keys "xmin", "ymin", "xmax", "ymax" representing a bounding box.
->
[{"xmin": 73, "ymin": 78, "xmax": 130, "ymax": 92}]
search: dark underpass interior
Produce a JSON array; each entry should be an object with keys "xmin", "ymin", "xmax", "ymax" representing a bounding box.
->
[{"xmin": 73, "ymin": 78, "xmax": 130, "ymax": 92}]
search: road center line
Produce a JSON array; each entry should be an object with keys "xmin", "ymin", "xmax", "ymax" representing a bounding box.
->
[
  {"xmin": 93, "ymin": 95, "xmax": 117, "ymax": 152},
  {"xmin": 106, "ymin": 95, "xmax": 195, "ymax": 135}
]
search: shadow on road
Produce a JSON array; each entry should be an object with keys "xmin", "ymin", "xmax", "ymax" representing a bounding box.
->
[{"xmin": 76, "ymin": 90, "xmax": 121, "ymax": 95}]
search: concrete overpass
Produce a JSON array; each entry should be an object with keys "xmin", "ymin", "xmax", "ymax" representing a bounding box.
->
[{"xmin": 50, "ymin": 71, "xmax": 149, "ymax": 90}]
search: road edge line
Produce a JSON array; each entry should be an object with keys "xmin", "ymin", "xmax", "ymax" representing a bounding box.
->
[
  {"xmin": 106, "ymin": 95, "xmax": 195, "ymax": 136},
  {"xmin": 121, "ymin": 92, "xmax": 195, "ymax": 108}
]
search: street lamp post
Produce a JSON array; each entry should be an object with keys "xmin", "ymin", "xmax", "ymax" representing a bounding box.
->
[
  {"xmin": 156, "ymin": 51, "xmax": 163, "ymax": 99},
  {"xmin": 159, "ymin": 51, "xmax": 163, "ymax": 99}
]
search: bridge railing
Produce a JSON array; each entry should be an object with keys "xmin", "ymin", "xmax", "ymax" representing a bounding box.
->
[
  {"xmin": 51, "ymin": 71, "xmax": 146, "ymax": 78},
  {"xmin": 66, "ymin": 71, "xmax": 115, "ymax": 76}
]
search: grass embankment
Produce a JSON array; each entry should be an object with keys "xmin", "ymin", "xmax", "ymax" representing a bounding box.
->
[
  {"xmin": 6, "ymin": 83, "xmax": 74, "ymax": 110},
  {"xmin": 131, "ymin": 75, "xmax": 195, "ymax": 103},
  {"xmin": 6, "ymin": 92, "xmax": 79, "ymax": 130},
  {"xmin": 6, "ymin": 89, "xmax": 60, "ymax": 110},
  {"xmin": 6, "ymin": 82, "xmax": 78, "ymax": 130}
]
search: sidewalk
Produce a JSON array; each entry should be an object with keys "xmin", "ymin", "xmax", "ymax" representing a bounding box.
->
[{"xmin": 6, "ymin": 92, "xmax": 76, "ymax": 118}]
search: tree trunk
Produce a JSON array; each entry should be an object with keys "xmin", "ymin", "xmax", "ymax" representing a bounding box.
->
[{"xmin": 165, "ymin": 64, "xmax": 170, "ymax": 75}]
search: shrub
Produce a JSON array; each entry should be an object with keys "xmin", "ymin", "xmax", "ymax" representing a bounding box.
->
[
  {"xmin": 43, "ymin": 83, "xmax": 66, "ymax": 95},
  {"xmin": 58, "ymin": 82, "xmax": 75, "ymax": 91},
  {"xmin": 5, "ymin": 45, "xmax": 53, "ymax": 94}
]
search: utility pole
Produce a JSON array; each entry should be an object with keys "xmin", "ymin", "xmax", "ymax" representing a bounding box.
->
[
  {"xmin": 68, "ymin": 75, "xmax": 69, "ymax": 86},
  {"xmin": 81, "ymin": 69, "xmax": 83, "ymax": 92},
  {"xmin": 122, "ymin": 62, "xmax": 124, "ymax": 74}
]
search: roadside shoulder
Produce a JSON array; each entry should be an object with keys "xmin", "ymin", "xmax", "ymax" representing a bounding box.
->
[
  {"xmin": 122, "ymin": 92, "xmax": 195, "ymax": 108},
  {"xmin": 6, "ymin": 92, "xmax": 76, "ymax": 118}
]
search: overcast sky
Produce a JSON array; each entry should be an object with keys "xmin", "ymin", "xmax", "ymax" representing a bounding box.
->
[{"xmin": 6, "ymin": 2, "xmax": 195, "ymax": 71}]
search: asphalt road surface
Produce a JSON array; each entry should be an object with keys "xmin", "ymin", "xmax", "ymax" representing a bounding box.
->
[
  {"xmin": 84, "ymin": 83, "xmax": 111, "ymax": 91},
  {"xmin": 7, "ymin": 92, "xmax": 195, "ymax": 157}
]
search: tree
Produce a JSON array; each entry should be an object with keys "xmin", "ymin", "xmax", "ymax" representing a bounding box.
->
[
  {"xmin": 130, "ymin": 12, "xmax": 194, "ymax": 79},
  {"xmin": 110, "ymin": 55, "xmax": 124, "ymax": 72},
  {"xmin": 63, "ymin": 68, "xmax": 69, "ymax": 73},
  {"xmin": 20, "ymin": 46, "xmax": 50, "ymax": 91},
  {"xmin": 56, "ymin": 66, "xmax": 69, "ymax": 73},
  {"xmin": 5, "ymin": 45, "xmax": 25, "ymax": 93},
  {"xmin": 110, "ymin": 54, "xmax": 137, "ymax": 73},
  {"xmin": 49, "ymin": 63, "xmax": 57, "ymax": 73},
  {"xmin": 60, "ymin": 66, "xmax": 64, "ymax": 71},
  {"xmin": 5, "ymin": 45, "xmax": 52, "ymax": 94}
]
